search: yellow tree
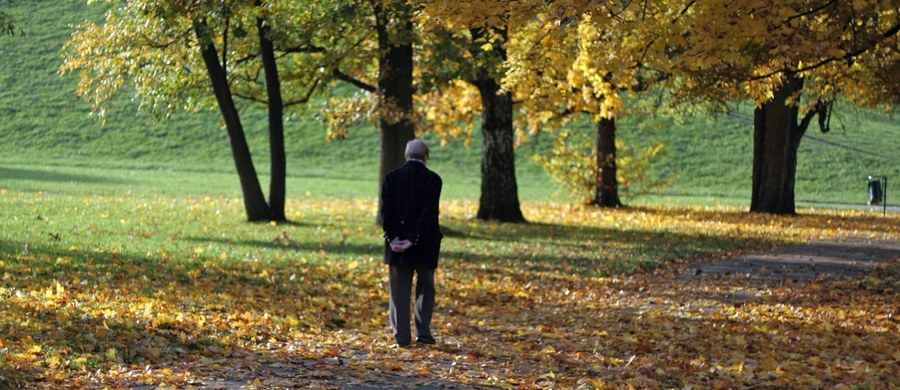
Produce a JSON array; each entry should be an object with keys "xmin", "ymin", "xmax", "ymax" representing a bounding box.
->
[
  {"xmin": 508, "ymin": 0, "xmax": 897, "ymax": 214},
  {"xmin": 62, "ymin": 0, "xmax": 371, "ymax": 221},
  {"xmin": 417, "ymin": 1, "xmax": 545, "ymax": 222},
  {"xmin": 503, "ymin": 2, "xmax": 676, "ymax": 207},
  {"xmin": 670, "ymin": 0, "xmax": 899, "ymax": 214}
]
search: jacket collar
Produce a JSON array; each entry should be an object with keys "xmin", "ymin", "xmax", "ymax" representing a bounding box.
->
[{"xmin": 406, "ymin": 159, "xmax": 426, "ymax": 167}]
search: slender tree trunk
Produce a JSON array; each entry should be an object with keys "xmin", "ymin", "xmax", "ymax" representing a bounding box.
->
[
  {"xmin": 257, "ymin": 16, "xmax": 287, "ymax": 222},
  {"xmin": 750, "ymin": 75, "xmax": 808, "ymax": 215},
  {"xmin": 194, "ymin": 21, "xmax": 271, "ymax": 221},
  {"xmin": 373, "ymin": 1, "xmax": 415, "ymax": 225},
  {"xmin": 473, "ymin": 69, "xmax": 525, "ymax": 223},
  {"xmin": 594, "ymin": 117, "xmax": 622, "ymax": 207}
]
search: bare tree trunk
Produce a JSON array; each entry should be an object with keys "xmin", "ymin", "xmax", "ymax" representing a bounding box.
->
[
  {"xmin": 257, "ymin": 16, "xmax": 287, "ymax": 222},
  {"xmin": 373, "ymin": 0, "xmax": 415, "ymax": 225},
  {"xmin": 594, "ymin": 117, "xmax": 622, "ymax": 207},
  {"xmin": 194, "ymin": 20, "xmax": 271, "ymax": 222}
]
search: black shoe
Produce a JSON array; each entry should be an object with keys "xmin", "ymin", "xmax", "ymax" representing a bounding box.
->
[{"xmin": 416, "ymin": 337, "xmax": 436, "ymax": 345}]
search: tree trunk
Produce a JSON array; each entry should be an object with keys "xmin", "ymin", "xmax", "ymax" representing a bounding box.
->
[
  {"xmin": 373, "ymin": 1, "xmax": 415, "ymax": 225},
  {"xmin": 750, "ymin": 75, "xmax": 808, "ymax": 215},
  {"xmin": 594, "ymin": 117, "xmax": 622, "ymax": 207},
  {"xmin": 257, "ymin": 16, "xmax": 287, "ymax": 222},
  {"xmin": 194, "ymin": 21, "xmax": 272, "ymax": 222},
  {"xmin": 473, "ymin": 70, "xmax": 526, "ymax": 223}
]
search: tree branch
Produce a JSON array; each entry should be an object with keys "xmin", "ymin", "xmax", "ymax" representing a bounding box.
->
[
  {"xmin": 675, "ymin": 0, "xmax": 696, "ymax": 23},
  {"xmin": 751, "ymin": 21, "xmax": 900, "ymax": 81},
  {"xmin": 780, "ymin": 0, "xmax": 837, "ymax": 28},
  {"xmin": 798, "ymin": 105, "xmax": 818, "ymax": 133},
  {"xmin": 333, "ymin": 69, "xmax": 376, "ymax": 92},
  {"xmin": 222, "ymin": 4, "xmax": 230, "ymax": 77},
  {"xmin": 284, "ymin": 78, "xmax": 322, "ymax": 108},
  {"xmin": 280, "ymin": 44, "xmax": 326, "ymax": 54},
  {"xmin": 232, "ymin": 92, "xmax": 268, "ymax": 105}
]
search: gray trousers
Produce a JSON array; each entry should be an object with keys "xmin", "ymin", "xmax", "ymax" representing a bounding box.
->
[{"xmin": 389, "ymin": 263, "xmax": 436, "ymax": 346}]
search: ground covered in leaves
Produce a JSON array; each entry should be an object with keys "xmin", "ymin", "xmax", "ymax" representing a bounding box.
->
[{"xmin": 0, "ymin": 190, "xmax": 897, "ymax": 389}]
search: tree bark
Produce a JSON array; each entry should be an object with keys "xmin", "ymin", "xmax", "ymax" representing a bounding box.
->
[
  {"xmin": 373, "ymin": 1, "xmax": 416, "ymax": 225},
  {"xmin": 194, "ymin": 20, "xmax": 272, "ymax": 222},
  {"xmin": 750, "ymin": 75, "xmax": 808, "ymax": 215},
  {"xmin": 594, "ymin": 117, "xmax": 622, "ymax": 207},
  {"xmin": 257, "ymin": 16, "xmax": 287, "ymax": 222},
  {"xmin": 473, "ymin": 69, "xmax": 526, "ymax": 222}
]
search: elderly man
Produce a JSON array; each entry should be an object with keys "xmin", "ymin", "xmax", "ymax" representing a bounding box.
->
[{"xmin": 380, "ymin": 139, "xmax": 443, "ymax": 347}]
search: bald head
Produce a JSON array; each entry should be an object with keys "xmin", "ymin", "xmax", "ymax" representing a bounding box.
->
[{"xmin": 405, "ymin": 139, "xmax": 430, "ymax": 163}]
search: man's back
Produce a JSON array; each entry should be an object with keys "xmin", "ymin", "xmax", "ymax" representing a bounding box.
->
[{"xmin": 381, "ymin": 160, "xmax": 442, "ymax": 267}]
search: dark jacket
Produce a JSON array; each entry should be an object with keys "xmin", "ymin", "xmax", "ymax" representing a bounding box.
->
[{"xmin": 380, "ymin": 160, "xmax": 443, "ymax": 268}]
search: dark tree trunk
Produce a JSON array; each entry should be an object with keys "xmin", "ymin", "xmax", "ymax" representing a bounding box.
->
[
  {"xmin": 750, "ymin": 75, "xmax": 809, "ymax": 215},
  {"xmin": 373, "ymin": 1, "xmax": 415, "ymax": 225},
  {"xmin": 594, "ymin": 117, "xmax": 622, "ymax": 207},
  {"xmin": 257, "ymin": 16, "xmax": 287, "ymax": 222},
  {"xmin": 473, "ymin": 69, "xmax": 525, "ymax": 223},
  {"xmin": 194, "ymin": 21, "xmax": 272, "ymax": 222},
  {"xmin": 469, "ymin": 27, "xmax": 524, "ymax": 223}
]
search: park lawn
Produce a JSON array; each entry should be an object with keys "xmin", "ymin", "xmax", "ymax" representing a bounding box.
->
[{"xmin": 0, "ymin": 182, "xmax": 897, "ymax": 388}]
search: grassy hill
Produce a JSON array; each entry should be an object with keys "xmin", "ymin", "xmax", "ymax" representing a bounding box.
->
[{"xmin": 1, "ymin": 0, "xmax": 897, "ymax": 206}]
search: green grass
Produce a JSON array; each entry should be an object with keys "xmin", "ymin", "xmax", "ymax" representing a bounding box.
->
[
  {"xmin": 611, "ymin": 101, "xmax": 899, "ymax": 206},
  {"xmin": 1, "ymin": 0, "xmax": 898, "ymax": 207}
]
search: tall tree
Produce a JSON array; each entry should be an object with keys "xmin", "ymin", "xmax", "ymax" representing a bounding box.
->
[
  {"xmin": 418, "ymin": 2, "xmax": 527, "ymax": 222},
  {"xmin": 373, "ymin": 0, "xmax": 416, "ymax": 225},
  {"xmin": 505, "ymin": 7, "xmax": 668, "ymax": 208},
  {"xmin": 509, "ymin": 0, "xmax": 898, "ymax": 214},
  {"xmin": 667, "ymin": 1, "xmax": 900, "ymax": 214},
  {"xmin": 306, "ymin": 0, "xmax": 416, "ymax": 225},
  {"xmin": 470, "ymin": 27, "xmax": 525, "ymax": 222},
  {"xmin": 194, "ymin": 17, "xmax": 272, "ymax": 220},
  {"xmin": 255, "ymin": 6, "xmax": 286, "ymax": 221},
  {"xmin": 62, "ymin": 0, "xmax": 354, "ymax": 221}
]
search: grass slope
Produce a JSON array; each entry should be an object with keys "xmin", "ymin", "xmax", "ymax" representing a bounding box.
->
[{"xmin": 1, "ymin": 0, "xmax": 898, "ymax": 206}]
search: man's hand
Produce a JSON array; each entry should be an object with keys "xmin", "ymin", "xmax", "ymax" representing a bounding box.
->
[{"xmin": 390, "ymin": 238, "xmax": 413, "ymax": 253}]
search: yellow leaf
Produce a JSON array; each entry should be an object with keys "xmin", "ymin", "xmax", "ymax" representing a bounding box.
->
[{"xmin": 759, "ymin": 354, "xmax": 779, "ymax": 371}]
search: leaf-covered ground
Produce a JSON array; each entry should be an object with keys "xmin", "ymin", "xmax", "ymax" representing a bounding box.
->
[{"xmin": 0, "ymin": 190, "xmax": 897, "ymax": 389}]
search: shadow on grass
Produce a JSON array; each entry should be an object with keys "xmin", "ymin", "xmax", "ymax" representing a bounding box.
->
[
  {"xmin": 183, "ymin": 235, "xmax": 377, "ymax": 257},
  {"xmin": 0, "ymin": 166, "xmax": 128, "ymax": 185},
  {"xmin": 0, "ymin": 239, "xmax": 471, "ymax": 388},
  {"xmin": 441, "ymin": 221, "xmax": 772, "ymax": 275}
]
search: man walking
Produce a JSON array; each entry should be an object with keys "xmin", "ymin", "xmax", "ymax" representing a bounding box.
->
[{"xmin": 380, "ymin": 139, "xmax": 443, "ymax": 348}]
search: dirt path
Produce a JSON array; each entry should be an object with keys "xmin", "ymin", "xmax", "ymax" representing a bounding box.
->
[{"xmin": 686, "ymin": 236, "xmax": 900, "ymax": 281}]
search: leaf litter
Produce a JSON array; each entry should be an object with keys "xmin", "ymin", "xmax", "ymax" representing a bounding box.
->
[{"xmin": 0, "ymin": 193, "xmax": 896, "ymax": 388}]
